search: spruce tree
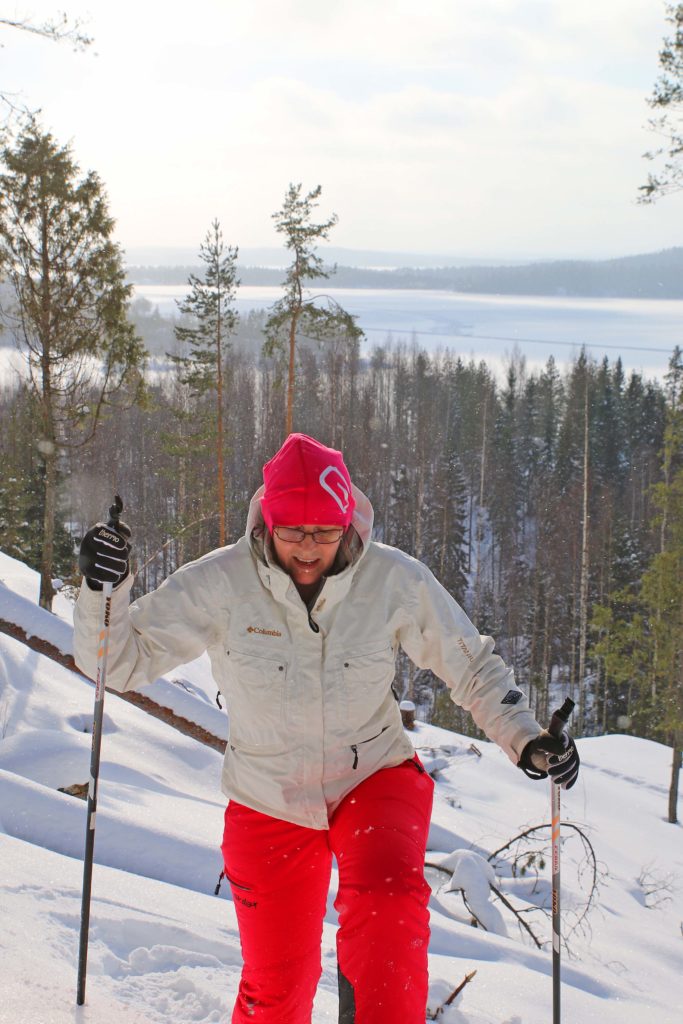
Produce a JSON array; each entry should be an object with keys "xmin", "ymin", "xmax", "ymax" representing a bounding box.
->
[
  {"xmin": 388, "ymin": 464, "xmax": 414, "ymax": 554},
  {"xmin": 424, "ymin": 441, "xmax": 468, "ymax": 604},
  {"xmin": 590, "ymin": 348, "xmax": 682, "ymax": 820}
]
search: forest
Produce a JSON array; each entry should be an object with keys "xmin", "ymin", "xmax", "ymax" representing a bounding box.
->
[{"xmin": 1, "ymin": 311, "xmax": 680, "ymax": 735}]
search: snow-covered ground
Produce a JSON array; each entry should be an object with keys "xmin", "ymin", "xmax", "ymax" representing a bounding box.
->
[
  {"xmin": 0, "ymin": 551, "xmax": 681, "ymax": 1023},
  {"xmin": 0, "ymin": 552, "xmax": 228, "ymax": 742}
]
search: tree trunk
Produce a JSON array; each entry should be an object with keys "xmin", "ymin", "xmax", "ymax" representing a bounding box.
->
[
  {"xmin": 578, "ymin": 382, "xmax": 590, "ymax": 732},
  {"xmin": 474, "ymin": 397, "xmax": 488, "ymax": 623},
  {"xmin": 669, "ymin": 741, "xmax": 681, "ymax": 824},
  {"xmin": 177, "ymin": 453, "xmax": 186, "ymax": 567},
  {"xmin": 285, "ymin": 310, "xmax": 299, "ymax": 436},
  {"xmin": 38, "ymin": 197, "xmax": 55, "ymax": 612},
  {"xmin": 467, "ymin": 489, "xmax": 474, "ymax": 573},
  {"xmin": 539, "ymin": 596, "xmax": 551, "ymax": 726},
  {"xmin": 528, "ymin": 569, "xmax": 540, "ymax": 718},
  {"xmin": 216, "ymin": 313, "xmax": 226, "ymax": 546},
  {"xmin": 671, "ymin": 587, "xmax": 683, "ymax": 824},
  {"xmin": 414, "ymin": 464, "xmax": 424, "ymax": 561},
  {"xmin": 39, "ymin": 448, "xmax": 57, "ymax": 610}
]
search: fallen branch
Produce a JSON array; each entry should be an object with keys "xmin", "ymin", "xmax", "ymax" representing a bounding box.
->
[
  {"xmin": 427, "ymin": 970, "xmax": 478, "ymax": 1019},
  {"xmin": 426, "ymin": 858, "xmax": 544, "ymax": 948},
  {"xmin": 490, "ymin": 883, "xmax": 543, "ymax": 948},
  {"xmin": 488, "ymin": 821, "xmax": 603, "ymax": 938}
]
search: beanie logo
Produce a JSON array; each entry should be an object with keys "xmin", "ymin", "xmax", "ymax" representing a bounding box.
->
[{"xmin": 319, "ymin": 465, "xmax": 350, "ymax": 512}]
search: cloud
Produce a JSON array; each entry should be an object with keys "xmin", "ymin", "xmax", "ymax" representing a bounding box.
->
[{"xmin": 6, "ymin": 0, "xmax": 679, "ymax": 257}]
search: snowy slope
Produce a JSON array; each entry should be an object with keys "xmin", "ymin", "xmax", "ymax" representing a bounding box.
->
[
  {"xmin": 0, "ymin": 552, "xmax": 681, "ymax": 1023},
  {"xmin": 0, "ymin": 551, "xmax": 227, "ymax": 742}
]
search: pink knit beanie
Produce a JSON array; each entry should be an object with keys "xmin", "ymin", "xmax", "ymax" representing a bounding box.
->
[{"xmin": 260, "ymin": 434, "xmax": 355, "ymax": 532}]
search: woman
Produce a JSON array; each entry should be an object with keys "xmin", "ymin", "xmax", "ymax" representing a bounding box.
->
[{"xmin": 75, "ymin": 433, "xmax": 579, "ymax": 1024}]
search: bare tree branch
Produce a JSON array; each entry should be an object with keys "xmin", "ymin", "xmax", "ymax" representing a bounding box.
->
[{"xmin": 0, "ymin": 14, "xmax": 93, "ymax": 51}]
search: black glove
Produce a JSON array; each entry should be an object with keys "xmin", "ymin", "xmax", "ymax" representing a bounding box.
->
[
  {"xmin": 518, "ymin": 730, "xmax": 580, "ymax": 790},
  {"xmin": 79, "ymin": 518, "xmax": 132, "ymax": 591}
]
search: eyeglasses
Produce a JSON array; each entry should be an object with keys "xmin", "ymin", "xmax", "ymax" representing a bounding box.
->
[{"xmin": 273, "ymin": 526, "xmax": 344, "ymax": 544}]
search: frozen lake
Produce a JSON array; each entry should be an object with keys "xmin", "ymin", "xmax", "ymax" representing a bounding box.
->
[
  {"xmin": 2, "ymin": 287, "xmax": 679, "ymax": 386},
  {"xmin": 134, "ymin": 284, "xmax": 681, "ymax": 380}
]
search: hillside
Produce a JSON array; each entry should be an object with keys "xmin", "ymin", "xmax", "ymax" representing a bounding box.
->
[
  {"xmin": 126, "ymin": 247, "xmax": 683, "ymax": 299},
  {"xmin": 0, "ymin": 552, "xmax": 680, "ymax": 1023}
]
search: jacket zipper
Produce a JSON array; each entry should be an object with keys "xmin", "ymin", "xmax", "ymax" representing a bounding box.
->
[
  {"xmin": 306, "ymin": 580, "xmax": 325, "ymax": 633},
  {"xmin": 351, "ymin": 726, "xmax": 389, "ymax": 769}
]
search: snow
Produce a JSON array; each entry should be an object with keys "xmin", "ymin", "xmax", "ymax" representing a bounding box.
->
[
  {"xmin": 440, "ymin": 851, "xmax": 507, "ymax": 937},
  {"xmin": 0, "ymin": 550, "xmax": 75, "ymax": 650},
  {"xmin": 0, "ymin": 551, "xmax": 681, "ymax": 1023},
  {"xmin": 0, "ymin": 550, "xmax": 228, "ymax": 743}
]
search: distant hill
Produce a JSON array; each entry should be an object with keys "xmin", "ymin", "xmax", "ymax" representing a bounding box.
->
[
  {"xmin": 123, "ymin": 245, "xmax": 516, "ymax": 271},
  {"xmin": 126, "ymin": 247, "xmax": 683, "ymax": 299}
]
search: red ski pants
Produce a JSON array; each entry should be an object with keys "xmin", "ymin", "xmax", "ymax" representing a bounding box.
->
[{"xmin": 221, "ymin": 756, "xmax": 434, "ymax": 1024}]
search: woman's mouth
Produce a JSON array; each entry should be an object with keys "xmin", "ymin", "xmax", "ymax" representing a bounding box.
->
[{"xmin": 293, "ymin": 556, "xmax": 319, "ymax": 571}]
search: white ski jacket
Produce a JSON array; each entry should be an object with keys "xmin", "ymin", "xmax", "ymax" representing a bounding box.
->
[{"xmin": 73, "ymin": 485, "xmax": 541, "ymax": 829}]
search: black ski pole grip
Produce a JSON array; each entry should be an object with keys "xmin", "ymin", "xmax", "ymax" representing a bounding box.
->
[
  {"xmin": 108, "ymin": 494, "xmax": 123, "ymax": 529},
  {"xmin": 548, "ymin": 697, "xmax": 575, "ymax": 739}
]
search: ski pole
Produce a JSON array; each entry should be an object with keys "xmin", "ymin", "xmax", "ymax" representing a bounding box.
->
[
  {"xmin": 548, "ymin": 696, "xmax": 575, "ymax": 1024},
  {"xmin": 76, "ymin": 495, "xmax": 123, "ymax": 1006}
]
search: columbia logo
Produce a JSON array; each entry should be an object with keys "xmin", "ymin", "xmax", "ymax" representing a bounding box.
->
[{"xmin": 247, "ymin": 625, "xmax": 282, "ymax": 637}]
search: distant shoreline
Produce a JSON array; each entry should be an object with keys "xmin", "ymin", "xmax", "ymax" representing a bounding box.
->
[{"xmin": 126, "ymin": 246, "xmax": 683, "ymax": 300}]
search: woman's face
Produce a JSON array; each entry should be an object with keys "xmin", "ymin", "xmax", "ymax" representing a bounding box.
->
[{"xmin": 271, "ymin": 524, "xmax": 342, "ymax": 591}]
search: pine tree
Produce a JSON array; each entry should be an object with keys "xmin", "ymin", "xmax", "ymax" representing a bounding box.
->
[
  {"xmin": 263, "ymin": 183, "xmax": 362, "ymax": 436},
  {"xmin": 171, "ymin": 220, "xmax": 239, "ymax": 547},
  {"xmin": 640, "ymin": 3, "xmax": 683, "ymax": 201},
  {"xmin": 0, "ymin": 122, "xmax": 145, "ymax": 608}
]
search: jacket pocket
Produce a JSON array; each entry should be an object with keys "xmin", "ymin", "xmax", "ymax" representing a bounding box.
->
[
  {"xmin": 341, "ymin": 641, "xmax": 396, "ymax": 725},
  {"xmin": 224, "ymin": 646, "xmax": 289, "ymax": 752},
  {"xmin": 351, "ymin": 725, "xmax": 390, "ymax": 769}
]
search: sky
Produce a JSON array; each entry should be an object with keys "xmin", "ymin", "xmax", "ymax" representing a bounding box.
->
[
  {"xmin": 2, "ymin": 1, "xmax": 683, "ymax": 261},
  {"xmin": 0, "ymin": 547, "xmax": 681, "ymax": 1023}
]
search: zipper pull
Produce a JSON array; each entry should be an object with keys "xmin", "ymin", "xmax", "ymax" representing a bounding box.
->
[{"xmin": 351, "ymin": 745, "xmax": 359, "ymax": 769}]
